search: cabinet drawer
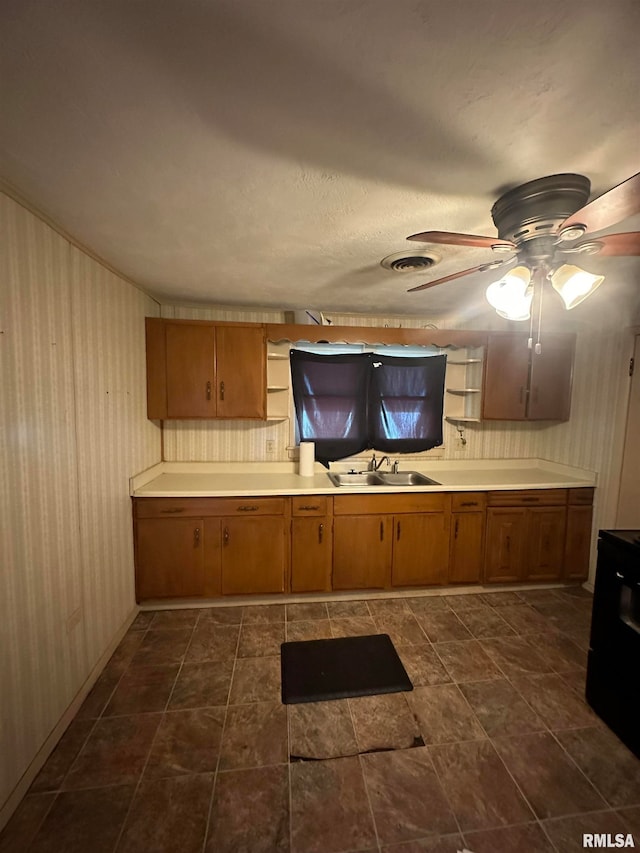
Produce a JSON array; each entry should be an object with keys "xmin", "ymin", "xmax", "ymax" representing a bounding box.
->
[
  {"xmin": 135, "ymin": 497, "xmax": 286, "ymax": 518},
  {"xmin": 451, "ymin": 492, "xmax": 486, "ymax": 512},
  {"xmin": 568, "ymin": 487, "xmax": 594, "ymax": 506},
  {"xmin": 292, "ymin": 496, "xmax": 329, "ymax": 516},
  {"xmin": 487, "ymin": 489, "xmax": 567, "ymax": 507},
  {"xmin": 333, "ymin": 492, "xmax": 445, "ymax": 515},
  {"xmin": 135, "ymin": 498, "xmax": 217, "ymax": 518}
]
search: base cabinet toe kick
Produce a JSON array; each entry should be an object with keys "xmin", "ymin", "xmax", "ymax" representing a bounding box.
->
[{"xmin": 132, "ymin": 488, "xmax": 594, "ymax": 601}]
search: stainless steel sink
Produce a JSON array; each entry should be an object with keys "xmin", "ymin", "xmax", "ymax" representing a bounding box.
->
[
  {"xmin": 327, "ymin": 470, "xmax": 440, "ymax": 487},
  {"xmin": 327, "ymin": 472, "xmax": 384, "ymax": 487},
  {"xmin": 378, "ymin": 471, "xmax": 440, "ymax": 486}
]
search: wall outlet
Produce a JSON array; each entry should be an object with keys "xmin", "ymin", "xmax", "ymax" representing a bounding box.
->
[{"xmin": 265, "ymin": 439, "xmax": 276, "ymax": 454}]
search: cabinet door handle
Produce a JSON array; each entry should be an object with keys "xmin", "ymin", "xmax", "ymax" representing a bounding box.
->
[
  {"xmin": 318, "ymin": 523, "xmax": 324, "ymax": 544},
  {"xmin": 380, "ymin": 521, "xmax": 384, "ymax": 541},
  {"xmin": 237, "ymin": 505, "xmax": 259, "ymax": 512},
  {"xmin": 299, "ymin": 505, "xmax": 320, "ymax": 511},
  {"xmin": 161, "ymin": 507, "xmax": 184, "ymax": 514},
  {"xmin": 194, "ymin": 527, "xmax": 200, "ymax": 547},
  {"xmin": 220, "ymin": 381, "xmax": 225, "ymax": 401},
  {"xmin": 454, "ymin": 518, "xmax": 459, "ymax": 539},
  {"xmin": 206, "ymin": 381, "xmax": 212, "ymax": 400},
  {"xmin": 223, "ymin": 526, "xmax": 229, "ymax": 545},
  {"xmin": 396, "ymin": 521, "xmax": 401, "ymax": 541}
]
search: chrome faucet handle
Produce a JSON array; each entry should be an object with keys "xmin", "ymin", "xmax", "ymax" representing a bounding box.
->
[
  {"xmin": 368, "ymin": 453, "xmax": 377, "ymax": 471},
  {"xmin": 392, "ymin": 460, "xmax": 400, "ymax": 473}
]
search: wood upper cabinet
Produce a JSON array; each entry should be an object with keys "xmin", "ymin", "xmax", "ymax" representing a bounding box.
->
[
  {"xmin": 482, "ymin": 332, "xmax": 575, "ymax": 421},
  {"xmin": 145, "ymin": 318, "xmax": 266, "ymax": 420}
]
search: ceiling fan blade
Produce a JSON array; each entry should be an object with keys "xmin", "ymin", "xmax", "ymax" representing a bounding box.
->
[
  {"xmin": 406, "ymin": 230, "xmax": 515, "ymax": 251},
  {"xmin": 407, "ymin": 261, "xmax": 507, "ymax": 292},
  {"xmin": 574, "ymin": 232, "xmax": 640, "ymax": 257},
  {"xmin": 559, "ymin": 171, "xmax": 640, "ymax": 235}
]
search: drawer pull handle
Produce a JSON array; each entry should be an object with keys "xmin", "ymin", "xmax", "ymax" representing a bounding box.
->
[
  {"xmin": 237, "ymin": 505, "xmax": 259, "ymax": 512},
  {"xmin": 220, "ymin": 381, "xmax": 225, "ymax": 401},
  {"xmin": 161, "ymin": 508, "xmax": 184, "ymax": 514},
  {"xmin": 397, "ymin": 521, "xmax": 401, "ymax": 541},
  {"xmin": 299, "ymin": 505, "xmax": 320, "ymax": 511},
  {"xmin": 206, "ymin": 381, "xmax": 212, "ymax": 400},
  {"xmin": 454, "ymin": 518, "xmax": 459, "ymax": 539},
  {"xmin": 194, "ymin": 527, "xmax": 200, "ymax": 547},
  {"xmin": 460, "ymin": 501, "xmax": 478, "ymax": 507},
  {"xmin": 318, "ymin": 523, "xmax": 324, "ymax": 544},
  {"xmin": 380, "ymin": 521, "xmax": 384, "ymax": 542},
  {"xmin": 223, "ymin": 526, "xmax": 229, "ymax": 545}
]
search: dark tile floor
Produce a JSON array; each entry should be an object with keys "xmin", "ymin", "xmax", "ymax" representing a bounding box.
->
[{"xmin": 2, "ymin": 586, "xmax": 640, "ymax": 853}]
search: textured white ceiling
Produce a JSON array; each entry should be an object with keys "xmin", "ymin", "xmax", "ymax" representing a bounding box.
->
[{"xmin": 1, "ymin": 0, "xmax": 639, "ymax": 318}]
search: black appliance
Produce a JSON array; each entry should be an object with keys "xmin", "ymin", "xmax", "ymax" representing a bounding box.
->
[{"xmin": 586, "ymin": 529, "xmax": 640, "ymax": 758}]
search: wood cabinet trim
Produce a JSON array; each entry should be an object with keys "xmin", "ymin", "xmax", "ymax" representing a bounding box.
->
[{"xmin": 487, "ymin": 489, "xmax": 567, "ymax": 506}]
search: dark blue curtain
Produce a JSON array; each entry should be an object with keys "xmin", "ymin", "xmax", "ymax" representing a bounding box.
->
[
  {"xmin": 290, "ymin": 350, "xmax": 446, "ymax": 465},
  {"xmin": 290, "ymin": 350, "xmax": 372, "ymax": 464},
  {"xmin": 368, "ymin": 354, "xmax": 446, "ymax": 453}
]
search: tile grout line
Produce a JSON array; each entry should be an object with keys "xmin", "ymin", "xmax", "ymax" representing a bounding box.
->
[
  {"xmin": 109, "ymin": 613, "xmax": 199, "ymax": 853},
  {"xmin": 200, "ymin": 608, "xmax": 244, "ymax": 853}
]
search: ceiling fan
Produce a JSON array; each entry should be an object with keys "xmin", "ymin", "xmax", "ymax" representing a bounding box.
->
[{"xmin": 406, "ymin": 171, "xmax": 640, "ymax": 323}]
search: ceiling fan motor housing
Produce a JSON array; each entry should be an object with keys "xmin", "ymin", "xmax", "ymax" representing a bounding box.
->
[{"xmin": 491, "ymin": 174, "xmax": 591, "ymax": 247}]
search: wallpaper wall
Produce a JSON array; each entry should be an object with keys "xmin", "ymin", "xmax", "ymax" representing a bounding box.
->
[{"xmin": 0, "ymin": 193, "xmax": 161, "ymax": 819}]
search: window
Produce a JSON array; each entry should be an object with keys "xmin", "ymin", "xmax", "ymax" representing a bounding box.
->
[{"xmin": 290, "ymin": 345, "xmax": 446, "ymax": 465}]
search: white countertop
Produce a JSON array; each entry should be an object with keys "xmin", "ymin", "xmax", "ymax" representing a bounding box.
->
[{"xmin": 131, "ymin": 459, "xmax": 597, "ymax": 498}]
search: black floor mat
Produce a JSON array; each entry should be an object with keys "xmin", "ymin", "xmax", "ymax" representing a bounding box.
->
[{"xmin": 280, "ymin": 633, "xmax": 413, "ymax": 704}]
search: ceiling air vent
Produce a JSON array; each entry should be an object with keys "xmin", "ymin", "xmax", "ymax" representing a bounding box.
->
[{"xmin": 381, "ymin": 250, "xmax": 441, "ymax": 272}]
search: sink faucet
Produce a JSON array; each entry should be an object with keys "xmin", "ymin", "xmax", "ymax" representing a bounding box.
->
[
  {"xmin": 368, "ymin": 453, "xmax": 391, "ymax": 471},
  {"xmin": 392, "ymin": 460, "xmax": 400, "ymax": 473}
]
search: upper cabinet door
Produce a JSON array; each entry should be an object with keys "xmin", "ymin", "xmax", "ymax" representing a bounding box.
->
[
  {"xmin": 528, "ymin": 333, "xmax": 574, "ymax": 421},
  {"xmin": 482, "ymin": 333, "xmax": 529, "ymax": 420},
  {"xmin": 145, "ymin": 318, "xmax": 267, "ymax": 420},
  {"xmin": 166, "ymin": 323, "xmax": 216, "ymax": 418},
  {"xmin": 216, "ymin": 325, "xmax": 266, "ymax": 419}
]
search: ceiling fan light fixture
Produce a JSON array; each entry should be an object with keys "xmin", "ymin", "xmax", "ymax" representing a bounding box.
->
[
  {"xmin": 485, "ymin": 266, "xmax": 532, "ymax": 321},
  {"xmin": 550, "ymin": 264, "xmax": 604, "ymax": 309}
]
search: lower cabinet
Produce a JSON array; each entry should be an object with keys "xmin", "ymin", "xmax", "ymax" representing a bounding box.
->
[
  {"xmin": 392, "ymin": 513, "xmax": 449, "ymax": 587},
  {"xmin": 290, "ymin": 496, "xmax": 333, "ymax": 593},
  {"xmin": 484, "ymin": 489, "xmax": 573, "ymax": 583},
  {"xmin": 449, "ymin": 493, "xmax": 486, "ymax": 584},
  {"xmin": 333, "ymin": 515, "xmax": 393, "ymax": 589},
  {"xmin": 133, "ymin": 497, "xmax": 288, "ymax": 601},
  {"xmin": 563, "ymin": 489, "xmax": 595, "ymax": 581},
  {"xmin": 135, "ymin": 517, "xmax": 214, "ymax": 599},
  {"xmin": 332, "ymin": 493, "xmax": 449, "ymax": 590},
  {"xmin": 221, "ymin": 516, "xmax": 286, "ymax": 595},
  {"xmin": 133, "ymin": 486, "xmax": 595, "ymax": 600}
]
